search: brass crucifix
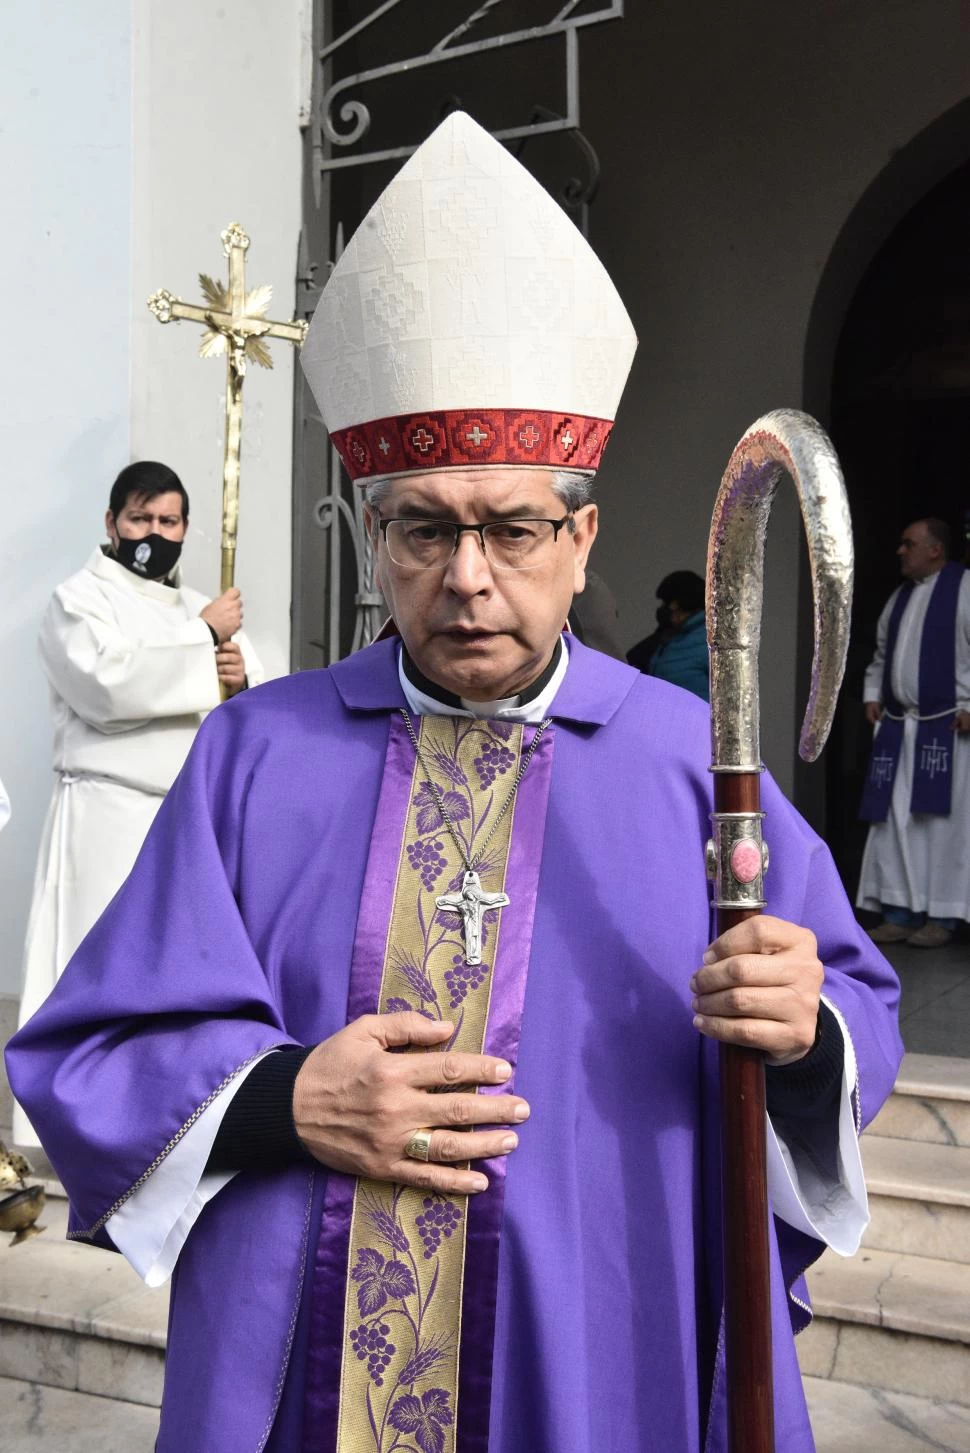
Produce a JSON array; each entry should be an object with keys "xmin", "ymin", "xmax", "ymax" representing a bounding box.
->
[{"xmin": 147, "ymin": 223, "xmax": 308, "ymax": 595}]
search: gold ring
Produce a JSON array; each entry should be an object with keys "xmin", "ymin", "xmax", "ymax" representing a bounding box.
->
[{"xmin": 404, "ymin": 1128, "xmax": 434, "ymax": 1162}]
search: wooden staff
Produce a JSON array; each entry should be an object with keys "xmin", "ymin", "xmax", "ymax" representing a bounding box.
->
[{"xmin": 705, "ymin": 409, "xmax": 854, "ymax": 1452}]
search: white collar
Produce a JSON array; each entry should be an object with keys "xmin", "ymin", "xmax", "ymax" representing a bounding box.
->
[
  {"xmin": 87, "ymin": 546, "xmax": 184, "ymax": 603},
  {"xmin": 397, "ymin": 641, "xmax": 569, "ymax": 723}
]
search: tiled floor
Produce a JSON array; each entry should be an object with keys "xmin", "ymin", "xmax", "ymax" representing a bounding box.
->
[{"xmin": 879, "ymin": 938, "xmax": 970, "ymax": 1059}]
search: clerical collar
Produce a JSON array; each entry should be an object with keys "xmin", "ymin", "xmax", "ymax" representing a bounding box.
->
[{"xmin": 399, "ymin": 638, "xmax": 567, "ymax": 721}]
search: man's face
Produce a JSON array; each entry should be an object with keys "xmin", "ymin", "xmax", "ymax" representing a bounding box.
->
[
  {"xmin": 897, "ymin": 521, "xmax": 943, "ymax": 581},
  {"xmin": 106, "ymin": 491, "xmax": 187, "ymax": 550},
  {"xmin": 367, "ymin": 468, "xmax": 597, "ymax": 701}
]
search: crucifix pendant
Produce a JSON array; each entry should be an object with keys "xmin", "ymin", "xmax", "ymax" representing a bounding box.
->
[{"xmin": 435, "ymin": 870, "xmax": 510, "ymax": 965}]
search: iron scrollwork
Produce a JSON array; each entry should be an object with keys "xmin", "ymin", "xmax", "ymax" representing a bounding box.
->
[{"xmin": 314, "ymin": 1, "xmax": 623, "ymax": 177}]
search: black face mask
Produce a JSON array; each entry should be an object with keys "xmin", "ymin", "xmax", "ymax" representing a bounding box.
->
[
  {"xmin": 114, "ymin": 532, "xmax": 183, "ymax": 579},
  {"xmin": 656, "ymin": 604, "xmax": 672, "ymax": 629}
]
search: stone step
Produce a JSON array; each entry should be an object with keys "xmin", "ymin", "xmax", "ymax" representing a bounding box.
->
[
  {"xmin": 798, "ymin": 1247, "xmax": 970, "ymax": 1406},
  {"xmin": 0, "ymin": 1376, "xmax": 159, "ymax": 1451},
  {"xmin": 861, "ymin": 1135, "xmax": 970, "ymax": 1263},
  {"xmin": 870, "ymin": 1053, "xmax": 970, "ymax": 1147},
  {"xmin": 804, "ymin": 1374, "xmax": 970, "ymax": 1452},
  {"xmin": 0, "ymin": 1190, "xmax": 168, "ymax": 1409}
]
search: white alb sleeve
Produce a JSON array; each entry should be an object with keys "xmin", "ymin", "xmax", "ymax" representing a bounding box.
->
[
  {"xmin": 863, "ymin": 595, "xmax": 893, "ymax": 704},
  {"xmin": 106, "ymin": 1051, "xmax": 277, "ymax": 1287},
  {"xmin": 765, "ymin": 995, "xmax": 869, "ymax": 1257}
]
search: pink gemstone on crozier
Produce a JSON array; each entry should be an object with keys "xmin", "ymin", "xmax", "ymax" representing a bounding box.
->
[{"xmin": 730, "ymin": 839, "xmax": 762, "ymax": 885}]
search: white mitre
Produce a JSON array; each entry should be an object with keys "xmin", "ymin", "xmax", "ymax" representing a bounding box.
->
[{"xmin": 300, "ymin": 111, "xmax": 637, "ymax": 482}]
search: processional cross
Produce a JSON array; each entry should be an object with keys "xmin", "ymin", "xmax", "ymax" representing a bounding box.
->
[{"xmin": 147, "ymin": 223, "xmax": 308, "ymax": 596}]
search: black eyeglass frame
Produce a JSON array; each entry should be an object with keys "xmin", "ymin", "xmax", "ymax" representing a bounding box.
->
[{"xmin": 377, "ymin": 513, "xmax": 575, "ymax": 567}]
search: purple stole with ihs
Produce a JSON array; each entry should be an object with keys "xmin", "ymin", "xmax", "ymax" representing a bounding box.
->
[{"xmin": 860, "ymin": 561, "xmax": 965, "ymax": 822}]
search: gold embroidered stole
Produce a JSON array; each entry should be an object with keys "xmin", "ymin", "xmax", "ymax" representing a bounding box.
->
[{"xmin": 336, "ymin": 715, "xmax": 525, "ymax": 1453}]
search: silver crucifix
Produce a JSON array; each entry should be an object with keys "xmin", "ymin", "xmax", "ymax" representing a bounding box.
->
[{"xmin": 435, "ymin": 870, "xmax": 510, "ymax": 965}]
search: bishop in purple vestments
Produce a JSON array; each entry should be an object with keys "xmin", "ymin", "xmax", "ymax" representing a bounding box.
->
[{"xmin": 7, "ymin": 113, "xmax": 901, "ymax": 1453}]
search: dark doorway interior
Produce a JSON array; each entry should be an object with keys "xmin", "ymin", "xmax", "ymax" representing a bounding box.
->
[{"xmin": 825, "ymin": 159, "xmax": 970, "ymax": 897}]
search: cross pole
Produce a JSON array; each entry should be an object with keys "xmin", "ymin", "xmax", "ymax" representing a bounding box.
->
[{"xmin": 148, "ymin": 223, "xmax": 308, "ymax": 602}]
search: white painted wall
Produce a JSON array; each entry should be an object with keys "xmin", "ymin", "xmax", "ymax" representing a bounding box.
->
[
  {"xmin": 0, "ymin": 3, "xmax": 132, "ymax": 996},
  {"xmin": 0, "ymin": 1, "xmax": 304, "ymax": 997}
]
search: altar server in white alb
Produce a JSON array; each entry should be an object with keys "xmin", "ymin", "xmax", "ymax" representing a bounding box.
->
[
  {"xmin": 14, "ymin": 461, "xmax": 263, "ymax": 1144},
  {"xmin": 858, "ymin": 518, "xmax": 970, "ymax": 947}
]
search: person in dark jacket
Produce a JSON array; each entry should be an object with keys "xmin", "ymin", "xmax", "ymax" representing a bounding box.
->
[{"xmin": 628, "ymin": 569, "xmax": 709, "ymax": 701}]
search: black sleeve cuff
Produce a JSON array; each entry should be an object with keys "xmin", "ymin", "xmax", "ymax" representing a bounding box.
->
[
  {"xmin": 764, "ymin": 1001, "xmax": 844, "ymax": 1122},
  {"xmin": 207, "ymin": 1046, "xmax": 316, "ymax": 1172}
]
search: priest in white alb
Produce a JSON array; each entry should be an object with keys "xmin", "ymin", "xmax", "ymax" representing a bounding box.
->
[
  {"xmin": 858, "ymin": 517, "xmax": 970, "ymax": 947},
  {"xmin": 13, "ymin": 460, "xmax": 263, "ymax": 1144}
]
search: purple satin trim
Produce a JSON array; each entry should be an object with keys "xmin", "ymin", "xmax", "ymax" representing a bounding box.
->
[
  {"xmin": 346, "ymin": 717, "xmax": 418, "ymax": 1022},
  {"xmin": 301, "ymin": 717, "xmax": 413, "ymax": 1452},
  {"xmin": 456, "ymin": 723, "xmax": 556, "ymax": 1451}
]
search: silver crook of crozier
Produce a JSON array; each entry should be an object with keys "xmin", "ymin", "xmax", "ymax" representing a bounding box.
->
[{"xmin": 705, "ymin": 407, "xmax": 854, "ymax": 908}]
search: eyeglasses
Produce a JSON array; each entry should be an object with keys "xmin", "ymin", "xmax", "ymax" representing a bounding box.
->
[{"xmin": 378, "ymin": 516, "xmax": 574, "ymax": 572}]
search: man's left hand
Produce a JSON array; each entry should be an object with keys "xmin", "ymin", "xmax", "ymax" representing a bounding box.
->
[
  {"xmin": 952, "ymin": 710, "xmax": 970, "ymax": 735},
  {"xmin": 216, "ymin": 641, "xmax": 247, "ymax": 697},
  {"xmin": 689, "ymin": 916, "xmax": 823, "ymax": 1066}
]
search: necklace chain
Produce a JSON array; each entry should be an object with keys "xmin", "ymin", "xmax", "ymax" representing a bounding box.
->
[{"xmin": 400, "ymin": 709, "xmax": 552, "ymax": 872}]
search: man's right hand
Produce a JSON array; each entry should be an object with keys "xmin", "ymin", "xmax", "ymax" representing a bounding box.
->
[
  {"xmin": 864, "ymin": 701, "xmax": 883, "ymax": 726},
  {"xmin": 292, "ymin": 1011, "xmax": 529, "ymax": 1196},
  {"xmin": 201, "ymin": 588, "xmax": 243, "ymax": 644}
]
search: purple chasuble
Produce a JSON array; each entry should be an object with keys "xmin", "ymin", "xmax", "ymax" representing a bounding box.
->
[
  {"xmin": 860, "ymin": 561, "xmax": 966, "ymax": 821},
  {"xmin": 6, "ymin": 638, "xmax": 903, "ymax": 1453}
]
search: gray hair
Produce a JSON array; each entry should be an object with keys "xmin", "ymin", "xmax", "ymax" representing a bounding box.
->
[{"xmin": 361, "ymin": 469, "xmax": 595, "ymax": 513}]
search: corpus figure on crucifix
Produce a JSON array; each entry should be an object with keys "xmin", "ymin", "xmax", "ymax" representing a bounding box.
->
[{"xmin": 436, "ymin": 870, "xmax": 510, "ymax": 966}]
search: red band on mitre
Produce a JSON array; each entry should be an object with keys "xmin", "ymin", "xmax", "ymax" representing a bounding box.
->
[{"xmin": 330, "ymin": 409, "xmax": 614, "ymax": 482}]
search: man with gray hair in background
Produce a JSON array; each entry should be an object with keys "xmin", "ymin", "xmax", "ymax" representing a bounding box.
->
[{"xmin": 859, "ymin": 516, "xmax": 970, "ymax": 947}]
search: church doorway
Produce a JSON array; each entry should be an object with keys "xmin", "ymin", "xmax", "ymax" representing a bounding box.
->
[{"xmin": 820, "ymin": 158, "xmax": 970, "ymax": 911}]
